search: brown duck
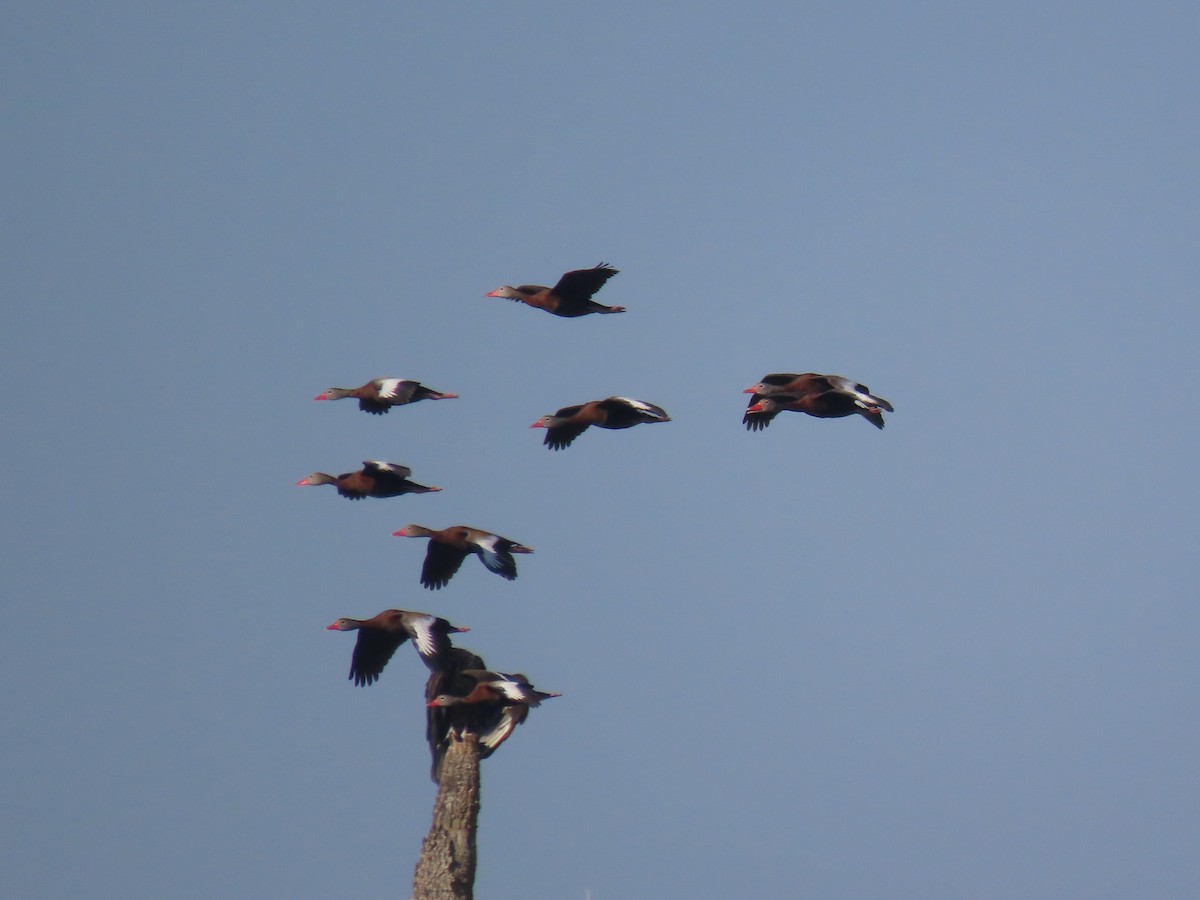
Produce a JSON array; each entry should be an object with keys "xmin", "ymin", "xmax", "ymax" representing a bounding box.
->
[
  {"xmin": 392, "ymin": 524, "xmax": 533, "ymax": 589},
  {"xmin": 313, "ymin": 378, "xmax": 458, "ymax": 415},
  {"xmin": 326, "ymin": 609, "xmax": 468, "ymax": 685},
  {"xmin": 296, "ymin": 461, "xmax": 441, "ymax": 499},
  {"xmin": 484, "ymin": 263, "xmax": 624, "ymax": 317},
  {"xmin": 531, "ymin": 396, "xmax": 671, "ymax": 449}
]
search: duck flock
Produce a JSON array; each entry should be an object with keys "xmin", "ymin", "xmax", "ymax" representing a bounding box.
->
[{"xmin": 304, "ymin": 263, "xmax": 893, "ymax": 782}]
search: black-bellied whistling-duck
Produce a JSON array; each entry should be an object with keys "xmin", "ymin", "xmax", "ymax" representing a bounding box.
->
[
  {"xmin": 428, "ymin": 670, "xmax": 560, "ymax": 709},
  {"xmin": 531, "ymin": 396, "xmax": 671, "ymax": 450},
  {"xmin": 313, "ymin": 378, "xmax": 458, "ymax": 415},
  {"xmin": 425, "ymin": 646, "xmax": 486, "ymax": 782},
  {"xmin": 326, "ymin": 609, "xmax": 469, "ymax": 685},
  {"xmin": 295, "ymin": 461, "xmax": 441, "ymax": 500},
  {"xmin": 484, "ymin": 263, "xmax": 625, "ymax": 317},
  {"xmin": 392, "ymin": 524, "xmax": 533, "ymax": 589},
  {"xmin": 742, "ymin": 373, "xmax": 893, "ymax": 431},
  {"xmin": 426, "ymin": 667, "xmax": 559, "ymax": 781},
  {"xmin": 745, "ymin": 392, "xmax": 889, "ymax": 430}
]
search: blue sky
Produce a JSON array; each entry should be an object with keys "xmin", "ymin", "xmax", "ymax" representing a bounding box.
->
[{"xmin": 3, "ymin": 3, "xmax": 1198, "ymax": 898}]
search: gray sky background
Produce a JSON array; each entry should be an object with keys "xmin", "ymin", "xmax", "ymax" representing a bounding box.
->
[{"xmin": 3, "ymin": 3, "xmax": 1198, "ymax": 898}]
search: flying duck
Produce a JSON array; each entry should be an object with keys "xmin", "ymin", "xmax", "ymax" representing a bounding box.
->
[
  {"xmin": 295, "ymin": 461, "xmax": 441, "ymax": 499},
  {"xmin": 531, "ymin": 396, "xmax": 671, "ymax": 449},
  {"xmin": 427, "ymin": 669, "xmax": 560, "ymax": 709},
  {"xmin": 313, "ymin": 378, "xmax": 458, "ymax": 415},
  {"xmin": 392, "ymin": 524, "xmax": 533, "ymax": 589},
  {"xmin": 484, "ymin": 263, "xmax": 624, "ymax": 317},
  {"xmin": 326, "ymin": 609, "xmax": 469, "ymax": 685}
]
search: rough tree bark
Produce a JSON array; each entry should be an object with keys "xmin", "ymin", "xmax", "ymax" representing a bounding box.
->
[{"xmin": 411, "ymin": 736, "xmax": 482, "ymax": 900}]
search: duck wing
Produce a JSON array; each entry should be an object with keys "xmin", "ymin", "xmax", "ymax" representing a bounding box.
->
[
  {"xmin": 348, "ymin": 627, "xmax": 409, "ymax": 687},
  {"xmin": 403, "ymin": 613, "xmax": 464, "ymax": 671},
  {"xmin": 551, "ymin": 262, "xmax": 618, "ymax": 305},
  {"xmin": 420, "ymin": 541, "xmax": 469, "ymax": 590},
  {"xmin": 822, "ymin": 376, "xmax": 893, "ymax": 412},
  {"xmin": 470, "ymin": 533, "xmax": 526, "ymax": 581}
]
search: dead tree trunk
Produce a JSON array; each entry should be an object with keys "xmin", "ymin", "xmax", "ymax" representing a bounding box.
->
[{"xmin": 411, "ymin": 736, "xmax": 482, "ymax": 900}]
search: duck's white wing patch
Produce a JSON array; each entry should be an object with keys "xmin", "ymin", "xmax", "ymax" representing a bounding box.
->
[
  {"xmin": 407, "ymin": 613, "xmax": 438, "ymax": 657},
  {"xmin": 472, "ymin": 532, "xmax": 501, "ymax": 554},
  {"xmin": 373, "ymin": 378, "xmax": 410, "ymax": 399},
  {"xmin": 609, "ymin": 396, "xmax": 669, "ymax": 421},
  {"xmin": 825, "ymin": 376, "xmax": 883, "ymax": 408},
  {"xmin": 609, "ymin": 396, "xmax": 654, "ymax": 413},
  {"xmin": 362, "ymin": 460, "xmax": 413, "ymax": 477},
  {"xmin": 478, "ymin": 707, "xmax": 522, "ymax": 750},
  {"xmin": 475, "ymin": 538, "xmax": 518, "ymax": 579},
  {"xmin": 488, "ymin": 675, "xmax": 530, "ymax": 702}
]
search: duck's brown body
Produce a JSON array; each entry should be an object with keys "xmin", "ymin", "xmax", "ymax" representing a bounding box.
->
[
  {"xmin": 393, "ymin": 524, "xmax": 533, "ymax": 589},
  {"xmin": 531, "ymin": 396, "xmax": 671, "ymax": 449},
  {"xmin": 485, "ymin": 263, "xmax": 624, "ymax": 317},
  {"xmin": 296, "ymin": 461, "xmax": 441, "ymax": 500}
]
